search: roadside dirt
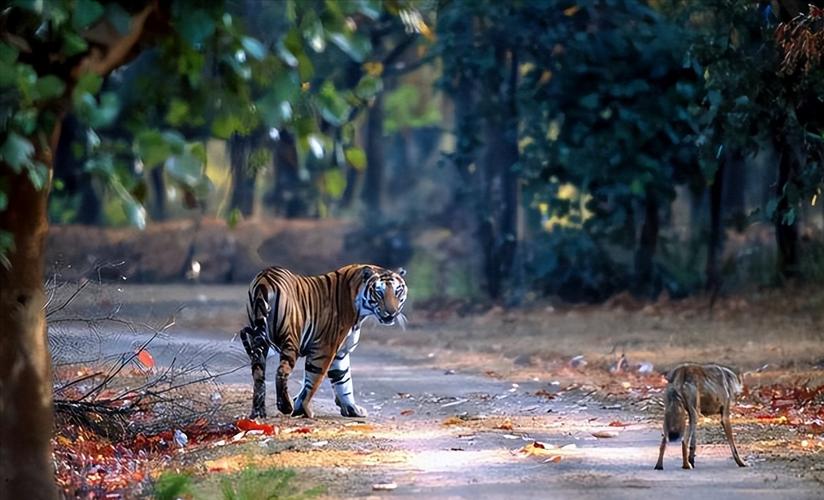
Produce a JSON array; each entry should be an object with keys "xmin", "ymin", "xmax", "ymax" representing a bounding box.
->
[{"xmin": 50, "ymin": 284, "xmax": 824, "ymax": 498}]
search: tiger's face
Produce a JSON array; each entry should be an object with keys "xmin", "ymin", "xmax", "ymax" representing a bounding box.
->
[{"xmin": 359, "ymin": 266, "xmax": 408, "ymax": 325}]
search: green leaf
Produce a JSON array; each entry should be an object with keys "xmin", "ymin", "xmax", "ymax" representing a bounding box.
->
[
  {"xmin": 316, "ymin": 82, "xmax": 351, "ymax": 126},
  {"xmin": 211, "ymin": 113, "xmax": 243, "ymax": 139},
  {"xmin": 73, "ymin": 72, "xmax": 103, "ymax": 99},
  {"xmin": 328, "ymin": 32, "xmax": 371, "ymax": 63},
  {"xmin": 136, "ymin": 130, "xmax": 171, "ymax": 166},
  {"xmin": 0, "ymin": 43, "xmax": 19, "ymax": 64},
  {"xmin": 0, "ymin": 132, "xmax": 34, "ymax": 171},
  {"xmin": 33, "ymin": 75, "xmax": 65, "ymax": 101},
  {"xmin": 0, "ymin": 191, "xmax": 7, "ymax": 211},
  {"xmin": 165, "ymin": 150, "xmax": 203, "ymax": 188},
  {"xmin": 13, "ymin": 108, "xmax": 38, "ymax": 135},
  {"xmin": 73, "ymin": 0, "xmax": 105, "ymax": 30},
  {"xmin": 344, "ymin": 147, "xmax": 366, "ymax": 170},
  {"xmin": 26, "ymin": 161, "xmax": 48, "ymax": 190},
  {"xmin": 354, "ymin": 75, "xmax": 382, "ymax": 100},
  {"xmin": 296, "ymin": 53, "xmax": 314, "ymax": 81},
  {"xmin": 63, "ymin": 32, "xmax": 88, "ymax": 57},
  {"xmin": 241, "ymin": 36, "xmax": 266, "ymax": 61},
  {"xmin": 323, "ymin": 168, "xmax": 346, "ymax": 199},
  {"xmin": 178, "ymin": 9, "xmax": 215, "ymax": 46},
  {"xmin": 276, "ymin": 40, "xmax": 299, "ymax": 67},
  {"xmin": 226, "ymin": 207, "xmax": 242, "ymax": 229},
  {"xmin": 165, "ymin": 98, "xmax": 190, "ymax": 126}
]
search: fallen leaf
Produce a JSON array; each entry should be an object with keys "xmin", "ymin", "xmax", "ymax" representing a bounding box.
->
[
  {"xmin": 400, "ymin": 409, "xmax": 415, "ymax": 416},
  {"xmin": 543, "ymin": 455, "xmax": 562, "ymax": 463},
  {"xmin": 235, "ymin": 418, "xmax": 277, "ymax": 435},
  {"xmin": 373, "ymin": 482, "xmax": 398, "ymax": 491},
  {"xmin": 442, "ymin": 416, "xmax": 465, "ymax": 426},
  {"xmin": 289, "ymin": 427, "xmax": 312, "ymax": 434},
  {"xmin": 534, "ymin": 389, "xmax": 556, "ymax": 399},
  {"xmin": 518, "ymin": 441, "xmax": 557, "ymax": 457},
  {"xmin": 591, "ymin": 430, "xmax": 620, "ymax": 439},
  {"xmin": 136, "ymin": 349, "xmax": 155, "ymax": 369},
  {"xmin": 496, "ymin": 419, "xmax": 514, "ymax": 431},
  {"xmin": 608, "ymin": 421, "xmax": 630, "ymax": 427}
]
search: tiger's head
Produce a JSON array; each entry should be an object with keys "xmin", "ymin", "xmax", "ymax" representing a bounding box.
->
[{"xmin": 358, "ymin": 266, "xmax": 408, "ymax": 326}]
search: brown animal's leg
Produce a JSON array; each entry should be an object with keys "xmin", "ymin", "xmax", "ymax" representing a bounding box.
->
[
  {"xmin": 655, "ymin": 434, "xmax": 666, "ymax": 470},
  {"xmin": 240, "ymin": 326, "xmax": 269, "ymax": 418},
  {"xmin": 722, "ymin": 407, "xmax": 749, "ymax": 467},
  {"xmin": 292, "ymin": 349, "xmax": 334, "ymax": 418},
  {"xmin": 687, "ymin": 406, "xmax": 698, "ymax": 468},
  {"xmin": 276, "ymin": 346, "xmax": 297, "ymax": 415}
]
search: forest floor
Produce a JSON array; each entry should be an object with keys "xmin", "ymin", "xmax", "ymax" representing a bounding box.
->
[{"xmin": 49, "ymin": 284, "xmax": 824, "ymax": 499}]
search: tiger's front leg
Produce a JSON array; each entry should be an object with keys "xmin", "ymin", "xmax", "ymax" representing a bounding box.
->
[
  {"xmin": 292, "ymin": 350, "xmax": 334, "ymax": 418},
  {"xmin": 329, "ymin": 327, "xmax": 367, "ymax": 418}
]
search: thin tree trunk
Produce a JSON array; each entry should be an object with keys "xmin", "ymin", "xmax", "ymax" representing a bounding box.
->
[
  {"xmin": 634, "ymin": 187, "xmax": 660, "ymax": 298},
  {"xmin": 775, "ymin": 148, "xmax": 799, "ymax": 279},
  {"xmin": 53, "ymin": 114, "xmax": 100, "ymax": 224},
  {"xmin": 149, "ymin": 167, "xmax": 167, "ymax": 221},
  {"xmin": 0, "ymin": 143, "xmax": 59, "ymax": 499},
  {"xmin": 706, "ymin": 160, "xmax": 725, "ymax": 292},
  {"xmin": 480, "ymin": 47, "xmax": 520, "ymax": 301},
  {"xmin": 362, "ymin": 92, "xmax": 385, "ymax": 215},
  {"xmin": 229, "ymin": 133, "xmax": 256, "ymax": 216}
]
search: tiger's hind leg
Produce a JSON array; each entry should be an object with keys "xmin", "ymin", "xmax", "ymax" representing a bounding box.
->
[
  {"xmin": 240, "ymin": 326, "xmax": 269, "ymax": 418},
  {"xmin": 276, "ymin": 346, "xmax": 297, "ymax": 416}
]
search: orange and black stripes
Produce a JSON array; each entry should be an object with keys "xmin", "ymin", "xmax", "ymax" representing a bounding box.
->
[{"xmin": 239, "ymin": 264, "xmax": 407, "ymax": 419}]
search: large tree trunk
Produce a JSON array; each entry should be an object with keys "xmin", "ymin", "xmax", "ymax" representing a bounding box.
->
[
  {"xmin": 229, "ymin": 133, "xmax": 256, "ymax": 216},
  {"xmin": 0, "ymin": 153, "xmax": 58, "ymax": 498},
  {"xmin": 634, "ymin": 187, "xmax": 660, "ymax": 298},
  {"xmin": 775, "ymin": 147, "xmax": 799, "ymax": 279},
  {"xmin": 362, "ymin": 92, "xmax": 385, "ymax": 216}
]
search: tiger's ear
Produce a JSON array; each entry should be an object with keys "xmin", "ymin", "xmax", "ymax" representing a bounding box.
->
[
  {"xmin": 396, "ymin": 267, "xmax": 407, "ymax": 277},
  {"xmin": 361, "ymin": 266, "xmax": 375, "ymax": 280}
]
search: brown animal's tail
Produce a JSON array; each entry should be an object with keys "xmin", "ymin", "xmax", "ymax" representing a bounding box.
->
[{"xmin": 664, "ymin": 387, "xmax": 686, "ymax": 442}]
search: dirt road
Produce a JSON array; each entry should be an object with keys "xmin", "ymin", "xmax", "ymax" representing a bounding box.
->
[{"xmin": 51, "ymin": 285, "xmax": 822, "ymax": 498}]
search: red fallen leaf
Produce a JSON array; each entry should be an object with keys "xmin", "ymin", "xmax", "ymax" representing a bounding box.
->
[
  {"xmin": 235, "ymin": 418, "xmax": 276, "ymax": 435},
  {"xmin": 136, "ymin": 349, "xmax": 155, "ymax": 369},
  {"xmin": 290, "ymin": 427, "xmax": 312, "ymax": 434},
  {"xmin": 608, "ymin": 421, "xmax": 630, "ymax": 427}
]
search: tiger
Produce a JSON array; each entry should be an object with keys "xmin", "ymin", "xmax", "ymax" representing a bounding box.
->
[{"xmin": 238, "ymin": 264, "xmax": 408, "ymax": 419}]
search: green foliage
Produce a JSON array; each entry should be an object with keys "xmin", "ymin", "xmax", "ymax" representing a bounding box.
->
[
  {"xmin": 153, "ymin": 471, "xmax": 192, "ymax": 500},
  {"xmin": 219, "ymin": 467, "xmax": 323, "ymax": 500},
  {"xmin": 384, "ymin": 84, "xmax": 441, "ymax": 134}
]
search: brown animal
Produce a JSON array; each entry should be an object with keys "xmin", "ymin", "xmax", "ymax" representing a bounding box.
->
[{"xmin": 654, "ymin": 363, "xmax": 749, "ymax": 470}]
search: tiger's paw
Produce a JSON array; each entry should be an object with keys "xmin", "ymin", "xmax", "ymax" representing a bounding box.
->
[
  {"xmin": 277, "ymin": 397, "xmax": 294, "ymax": 416},
  {"xmin": 339, "ymin": 404, "xmax": 368, "ymax": 418},
  {"xmin": 291, "ymin": 398, "xmax": 314, "ymax": 418}
]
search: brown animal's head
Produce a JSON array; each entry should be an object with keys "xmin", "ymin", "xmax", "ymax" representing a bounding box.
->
[
  {"xmin": 664, "ymin": 388, "xmax": 686, "ymax": 442},
  {"xmin": 358, "ymin": 266, "xmax": 408, "ymax": 325}
]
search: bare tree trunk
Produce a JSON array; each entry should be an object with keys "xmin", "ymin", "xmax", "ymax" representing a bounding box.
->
[
  {"xmin": 775, "ymin": 147, "xmax": 799, "ymax": 279},
  {"xmin": 229, "ymin": 133, "xmax": 256, "ymax": 216},
  {"xmin": 634, "ymin": 187, "xmax": 660, "ymax": 298},
  {"xmin": 149, "ymin": 167, "xmax": 167, "ymax": 221},
  {"xmin": 362, "ymin": 92, "xmax": 385, "ymax": 215},
  {"xmin": 0, "ymin": 154, "xmax": 58, "ymax": 498},
  {"xmin": 272, "ymin": 131, "xmax": 308, "ymax": 217},
  {"xmin": 53, "ymin": 114, "xmax": 100, "ymax": 225},
  {"xmin": 706, "ymin": 160, "xmax": 725, "ymax": 292},
  {"xmin": 479, "ymin": 47, "xmax": 520, "ymax": 301}
]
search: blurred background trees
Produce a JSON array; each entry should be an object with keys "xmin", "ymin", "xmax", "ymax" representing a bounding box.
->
[{"xmin": 5, "ymin": 0, "xmax": 824, "ymax": 307}]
